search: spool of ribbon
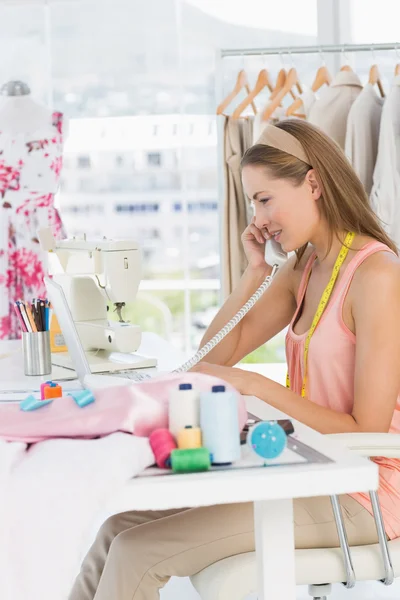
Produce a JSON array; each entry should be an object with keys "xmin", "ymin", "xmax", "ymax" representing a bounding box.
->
[
  {"xmin": 171, "ymin": 447, "xmax": 211, "ymax": 473},
  {"xmin": 149, "ymin": 428, "xmax": 177, "ymax": 468},
  {"xmin": 177, "ymin": 426, "xmax": 202, "ymax": 449}
]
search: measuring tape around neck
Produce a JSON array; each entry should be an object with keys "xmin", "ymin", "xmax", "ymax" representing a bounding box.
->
[{"xmin": 286, "ymin": 231, "xmax": 355, "ymax": 398}]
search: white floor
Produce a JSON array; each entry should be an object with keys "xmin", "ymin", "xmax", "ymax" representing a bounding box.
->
[{"xmin": 160, "ymin": 576, "xmax": 400, "ymax": 599}]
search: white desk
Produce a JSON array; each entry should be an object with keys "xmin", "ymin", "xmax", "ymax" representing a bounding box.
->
[{"xmin": 0, "ymin": 335, "xmax": 378, "ymax": 600}]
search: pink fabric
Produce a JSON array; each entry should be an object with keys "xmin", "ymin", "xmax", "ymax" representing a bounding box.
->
[
  {"xmin": 286, "ymin": 241, "xmax": 400, "ymax": 539},
  {"xmin": 0, "ymin": 373, "xmax": 247, "ymax": 443}
]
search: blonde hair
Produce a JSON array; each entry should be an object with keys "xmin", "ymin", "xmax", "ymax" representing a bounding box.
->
[{"xmin": 241, "ymin": 119, "xmax": 397, "ymax": 266}]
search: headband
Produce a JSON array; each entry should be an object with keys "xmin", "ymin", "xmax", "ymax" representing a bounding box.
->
[{"xmin": 256, "ymin": 124, "xmax": 310, "ymax": 165}]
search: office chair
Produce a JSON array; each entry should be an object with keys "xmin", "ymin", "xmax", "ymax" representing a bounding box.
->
[{"xmin": 191, "ymin": 434, "xmax": 400, "ymax": 600}]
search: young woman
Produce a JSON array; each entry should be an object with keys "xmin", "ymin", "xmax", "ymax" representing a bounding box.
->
[{"xmin": 69, "ymin": 120, "xmax": 400, "ymax": 600}]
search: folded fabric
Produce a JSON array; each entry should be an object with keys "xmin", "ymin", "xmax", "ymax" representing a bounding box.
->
[
  {"xmin": 1, "ymin": 433, "xmax": 155, "ymax": 600},
  {"xmin": 0, "ymin": 373, "xmax": 247, "ymax": 442}
]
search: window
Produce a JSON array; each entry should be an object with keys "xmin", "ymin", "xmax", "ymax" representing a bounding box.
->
[
  {"xmin": 147, "ymin": 152, "xmax": 162, "ymax": 167},
  {"xmin": 3, "ymin": 0, "xmax": 317, "ymax": 357},
  {"xmin": 350, "ymin": 0, "xmax": 400, "ymax": 44},
  {"xmin": 77, "ymin": 155, "xmax": 91, "ymax": 169}
]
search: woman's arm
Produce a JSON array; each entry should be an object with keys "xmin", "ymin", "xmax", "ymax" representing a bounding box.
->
[
  {"xmin": 193, "ymin": 252, "xmax": 400, "ymax": 435},
  {"xmin": 191, "ymin": 365, "xmax": 360, "ymax": 434},
  {"xmin": 198, "ymin": 257, "xmax": 297, "ymax": 367}
]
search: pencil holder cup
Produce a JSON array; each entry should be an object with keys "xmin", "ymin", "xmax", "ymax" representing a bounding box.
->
[{"xmin": 22, "ymin": 331, "xmax": 51, "ymax": 376}]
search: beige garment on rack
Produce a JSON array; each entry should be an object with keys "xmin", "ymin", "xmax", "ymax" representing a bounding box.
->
[
  {"xmin": 370, "ymin": 76, "xmax": 400, "ymax": 249},
  {"xmin": 222, "ymin": 116, "xmax": 253, "ymax": 297},
  {"xmin": 309, "ymin": 70, "xmax": 362, "ymax": 150},
  {"xmin": 345, "ymin": 83, "xmax": 383, "ymax": 195}
]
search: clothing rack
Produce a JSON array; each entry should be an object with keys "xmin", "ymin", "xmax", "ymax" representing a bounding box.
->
[{"xmin": 220, "ymin": 42, "xmax": 400, "ymax": 58}]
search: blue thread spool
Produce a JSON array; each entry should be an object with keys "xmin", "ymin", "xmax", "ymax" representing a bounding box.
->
[
  {"xmin": 200, "ymin": 385, "xmax": 240, "ymax": 465},
  {"xmin": 247, "ymin": 421, "xmax": 287, "ymax": 460}
]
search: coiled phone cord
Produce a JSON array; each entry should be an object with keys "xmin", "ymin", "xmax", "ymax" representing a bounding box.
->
[{"xmin": 173, "ymin": 264, "xmax": 279, "ymax": 373}]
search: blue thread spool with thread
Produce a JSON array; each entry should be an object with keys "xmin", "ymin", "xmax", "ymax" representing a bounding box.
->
[{"xmin": 200, "ymin": 385, "xmax": 241, "ymax": 465}]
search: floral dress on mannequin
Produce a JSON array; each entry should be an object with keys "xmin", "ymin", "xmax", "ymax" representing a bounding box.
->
[{"xmin": 0, "ymin": 111, "xmax": 66, "ymax": 339}]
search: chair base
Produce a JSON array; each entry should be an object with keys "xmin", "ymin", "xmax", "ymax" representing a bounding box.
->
[{"xmin": 308, "ymin": 583, "xmax": 332, "ymax": 599}]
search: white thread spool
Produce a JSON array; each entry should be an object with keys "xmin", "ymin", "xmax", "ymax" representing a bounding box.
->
[{"xmin": 168, "ymin": 383, "xmax": 200, "ymax": 437}]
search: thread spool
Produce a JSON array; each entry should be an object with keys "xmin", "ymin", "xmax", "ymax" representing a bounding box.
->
[
  {"xmin": 149, "ymin": 429, "xmax": 177, "ymax": 469},
  {"xmin": 200, "ymin": 385, "xmax": 241, "ymax": 465},
  {"xmin": 177, "ymin": 426, "xmax": 202, "ymax": 449},
  {"xmin": 168, "ymin": 383, "xmax": 200, "ymax": 437},
  {"xmin": 171, "ymin": 448, "xmax": 210, "ymax": 473},
  {"xmin": 43, "ymin": 382, "xmax": 62, "ymax": 399},
  {"xmin": 247, "ymin": 421, "xmax": 287, "ymax": 460}
]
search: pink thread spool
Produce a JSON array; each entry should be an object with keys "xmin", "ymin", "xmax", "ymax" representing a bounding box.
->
[{"xmin": 149, "ymin": 429, "xmax": 177, "ymax": 469}]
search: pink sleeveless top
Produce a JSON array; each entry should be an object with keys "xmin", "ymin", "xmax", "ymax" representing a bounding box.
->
[{"xmin": 286, "ymin": 241, "xmax": 400, "ymax": 539}]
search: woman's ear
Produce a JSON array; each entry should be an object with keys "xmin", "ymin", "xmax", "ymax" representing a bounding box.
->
[{"xmin": 305, "ymin": 169, "xmax": 322, "ymax": 200}]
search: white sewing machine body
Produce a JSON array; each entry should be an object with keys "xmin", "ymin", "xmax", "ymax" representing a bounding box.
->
[{"xmin": 39, "ymin": 229, "xmax": 157, "ymax": 372}]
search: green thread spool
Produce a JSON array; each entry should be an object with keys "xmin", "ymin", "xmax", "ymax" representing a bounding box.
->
[{"xmin": 171, "ymin": 448, "xmax": 211, "ymax": 473}]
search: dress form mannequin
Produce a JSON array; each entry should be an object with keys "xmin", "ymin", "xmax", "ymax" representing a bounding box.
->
[
  {"xmin": 0, "ymin": 81, "xmax": 54, "ymax": 134},
  {"xmin": 0, "ymin": 80, "xmax": 67, "ymax": 339}
]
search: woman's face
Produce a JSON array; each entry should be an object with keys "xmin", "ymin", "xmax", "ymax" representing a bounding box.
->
[{"xmin": 241, "ymin": 165, "xmax": 322, "ymax": 252}]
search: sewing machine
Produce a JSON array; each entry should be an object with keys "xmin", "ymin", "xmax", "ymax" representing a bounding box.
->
[{"xmin": 38, "ymin": 228, "xmax": 157, "ymax": 372}]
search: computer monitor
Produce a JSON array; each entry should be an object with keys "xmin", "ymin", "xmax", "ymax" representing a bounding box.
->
[{"xmin": 44, "ymin": 277, "xmax": 91, "ymax": 383}]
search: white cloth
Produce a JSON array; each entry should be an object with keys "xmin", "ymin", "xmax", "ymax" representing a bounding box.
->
[
  {"xmin": 309, "ymin": 70, "xmax": 363, "ymax": 149},
  {"xmin": 0, "ymin": 439, "xmax": 26, "ymax": 592},
  {"xmin": 370, "ymin": 76, "xmax": 400, "ymax": 249},
  {"xmin": 296, "ymin": 89, "xmax": 317, "ymax": 119},
  {"xmin": 345, "ymin": 83, "xmax": 383, "ymax": 195},
  {"xmin": 0, "ymin": 433, "xmax": 154, "ymax": 600}
]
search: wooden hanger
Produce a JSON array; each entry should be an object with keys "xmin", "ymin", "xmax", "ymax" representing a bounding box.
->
[
  {"xmin": 262, "ymin": 68, "xmax": 302, "ymax": 122},
  {"xmin": 395, "ymin": 64, "xmax": 400, "ymax": 77},
  {"xmin": 340, "ymin": 64, "xmax": 353, "ymax": 72},
  {"xmin": 286, "ymin": 65, "xmax": 332, "ymax": 117},
  {"xmin": 311, "ymin": 65, "xmax": 332, "ymax": 91},
  {"xmin": 269, "ymin": 68, "xmax": 287, "ymax": 100},
  {"xmin": 232, "ymin": 68, "xmax": 273, "ymax": 119},
  {"xmin": 216, "ymin": 69, "xmax": 256, "ymax": 116},
  {"xmin": 369, "ymin": 64, "xmax": 385, "ymax": 97}
]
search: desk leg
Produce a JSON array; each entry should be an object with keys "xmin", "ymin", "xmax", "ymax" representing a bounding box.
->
[{"xmin": 254, "ymin": 498, "xmax": 296, "ymax": 600}]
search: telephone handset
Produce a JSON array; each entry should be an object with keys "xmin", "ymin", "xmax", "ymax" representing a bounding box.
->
[
  {"xmin": 264, "ymin": 236, "xmax": 289, "ymax": 269},
  {"xmin": 174, "ymin": 238, "xmax": 290, "ymax": 373}
]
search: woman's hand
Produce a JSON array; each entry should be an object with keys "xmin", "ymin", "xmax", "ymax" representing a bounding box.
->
[
  {"xmin": 241, "ymin": 216, "xmax": 271, "ymax": 270},
  {"xmin": 190, "ymin": 362, "xmax": 251, "ymax": 394}
]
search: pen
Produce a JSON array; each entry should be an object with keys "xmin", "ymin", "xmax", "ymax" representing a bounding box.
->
[
  {"xmin": 18, "ymin": 302, "xmax": 32, "ymax": 332},
  {"xmin": 40, "ymin": 301, "xmax": 45, "ymax": 332},
  {"xmin": 45, "ymin": 302, "xmax": 50, "ymax": 331},
  {"xmin": 25, "ymin": 304, "xmax": 37, "ymax": 332},
  {"xmin": 13, "ymin": 302, "xmax": 27, "ymax": 332}
]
